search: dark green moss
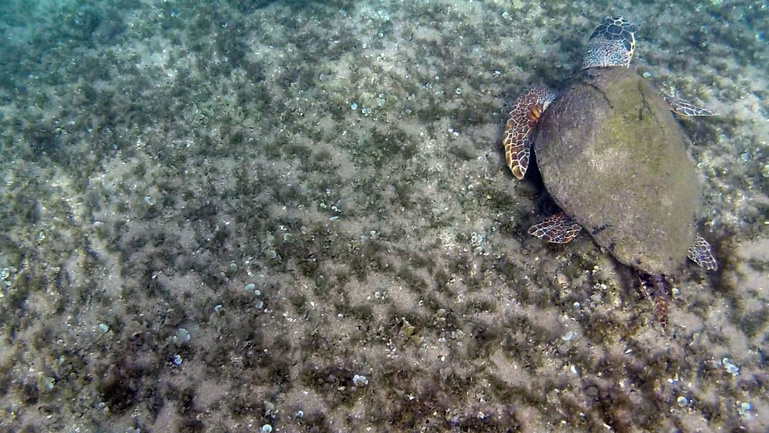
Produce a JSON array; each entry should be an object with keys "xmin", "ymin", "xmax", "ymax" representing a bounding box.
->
[
  {"xmin": 25, "ymin": 119, "xmax": 60, "ymax": 156},
  {"xmin": 57, "ymin": 4, "xmax": 101, "ymax": 41},
  {"xmin": 215, "ymin": 22, "xmax": 247, "ymax": 69},
  {"xmin": 299, "ymin": 363, "xmax": 362, "ymax": 409},
  {"xmin": 335, "ymin": 303, "xmax": 374, "ymax": 323},
  {"xmin": 739, "ymin": 304, "xmax": 769, "ymax": 338},
  {"xmin": 98, "ymin": 366, "xmax": 142, "ymax": 413},
  {"xmin": 396, "ymin": 264, "xmax": 428, "ymax": 293},
  {"xmin": 369, "ymin": 126, "xmax": 417, "ymax": 161},
  {"xmin": 391, "ymin": 180, "xmax": 414, "ymax": 209},
  {"xmin": 415, "ymin": 97, "xmax": 446, "ymax": 123}
]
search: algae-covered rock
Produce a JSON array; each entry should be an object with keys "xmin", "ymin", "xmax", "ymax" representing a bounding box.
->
[{"xmin": 534, "ymin": 66, "xmax": 701, "ymax": 275}]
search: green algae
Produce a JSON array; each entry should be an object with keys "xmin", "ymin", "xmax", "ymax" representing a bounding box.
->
[
  {"xmin": 0, "ymin": 1, "xmax": 766, "ymax": 432},
  {"xmin": 536, "ymin": 67, "xmax": 701, "ymax": 275}
]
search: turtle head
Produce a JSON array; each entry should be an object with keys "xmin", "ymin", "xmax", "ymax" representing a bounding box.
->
[{"xmin": 581, "ymin": 16, "xmax": 637, "ymax": 70}]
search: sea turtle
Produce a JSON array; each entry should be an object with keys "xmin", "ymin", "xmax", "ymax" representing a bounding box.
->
[{"xmin": 502, "ymin": 16, "xmax": 718, "ymax": 328}]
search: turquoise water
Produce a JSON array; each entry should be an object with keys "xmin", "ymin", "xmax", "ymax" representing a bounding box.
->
[{"xmin": 0, "ymin": 0, "xmax": 767, "ymax": 431}]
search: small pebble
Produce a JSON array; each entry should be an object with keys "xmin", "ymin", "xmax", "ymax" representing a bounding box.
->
[
  {"xmin": 41, "ymin": 376, "xmax": 55, "ymax": 392},
  {"xmin": 739, "ymin": 402, "xmax": 753, "ymax": 420},
  {"xmin": 264, "ymin": 401, "xmax": 276, "ymax": 413},
  {"xmin": 722, "ymin": 357, "xmax": 740, "ymax": 376},
  {"xmin": 173, "ymin": 328, "xmax": 191, "ymax": 345},
  {"xmin": 245, "ymin": 283, "xmax": 256, "ymax": 291}
]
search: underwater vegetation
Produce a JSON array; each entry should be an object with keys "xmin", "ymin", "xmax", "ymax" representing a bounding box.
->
[{"xmin": 0, "ymin": 0, "xmax": 767, "ymax": 431}]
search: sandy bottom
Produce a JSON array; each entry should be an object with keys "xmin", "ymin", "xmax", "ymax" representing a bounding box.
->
[{"xmin": 0, "ymin": 0, "xmax": 767, "ymax": 431}]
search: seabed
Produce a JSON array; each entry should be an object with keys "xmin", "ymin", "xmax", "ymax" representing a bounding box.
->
[{"xmin": 0, "ymin": 0, "xmax": 767, "ymax": 431}]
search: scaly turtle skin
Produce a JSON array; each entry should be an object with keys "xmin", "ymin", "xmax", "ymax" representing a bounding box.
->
[{"xmin": 503, "ymin": 17, "xmax": 717, "ymax": 329}]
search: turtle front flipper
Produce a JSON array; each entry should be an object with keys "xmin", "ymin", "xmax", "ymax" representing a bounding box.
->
[
  {"xmin": 528, "ymin": 212, "xmax": 582, "ymax": 244},
  {"xmin": 503, "ymin": 88, "xmax": 555, "ymax": 180},
  {"xmin": 664, "ymin": 96, "xmax": 715, "ymax": 117},
  {"xmin": 688, "ymin": 236, "xmax": 718, "ymax": 271}
]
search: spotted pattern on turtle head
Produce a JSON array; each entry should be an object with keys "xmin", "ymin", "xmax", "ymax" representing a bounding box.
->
[{"xmin": 582, "ymin": 16, "xmax": 637, "ymax": 69}]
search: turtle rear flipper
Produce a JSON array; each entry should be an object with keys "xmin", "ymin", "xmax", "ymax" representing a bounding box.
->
[
  {"xmin": 688, "ymin": 236, "xmax": 718, "ymax": 271},
  {"xmin": 639, "ymin": 272, "xmax": 670, "ymax": 330},
  {"xmin": 503, "ymin": 88, "xmax": 555, "ymax": 180},
  {"xmin": 528, "ymin": 212, "xmax": 582, "ymax": 244},
  {"xmin": 664, "ymin": 95, "xmax": 715, "ymax": 117}
]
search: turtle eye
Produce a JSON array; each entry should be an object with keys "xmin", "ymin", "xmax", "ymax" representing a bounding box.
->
[{"xmin": 526, "ymin": 103, "xmax": 544, "ymax": 127}]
